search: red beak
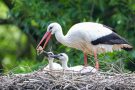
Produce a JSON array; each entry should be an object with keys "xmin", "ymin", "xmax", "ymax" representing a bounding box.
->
[{"xmin": 36, "ymin": 31, "xmax": 52, "ymax": 49}]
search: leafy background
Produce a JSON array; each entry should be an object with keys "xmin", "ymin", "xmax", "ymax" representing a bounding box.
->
[{"xmin": 0, "ymin": 0, "xmax": 135, "ymax": 74}]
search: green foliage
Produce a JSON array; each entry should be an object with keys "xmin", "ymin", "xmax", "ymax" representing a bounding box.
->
[
  {"xmin": 0, "ymin": 0, "xmax": 135, "ymax": 73},
  {"xmin": 0, "ymin": 1, "xmax": 9, "ymax": 19}
]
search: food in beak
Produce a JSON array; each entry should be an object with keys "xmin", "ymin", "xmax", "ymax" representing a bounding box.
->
[
  {"xmin": 37, "ymin": 46, "xmax": 44, "ymax": 55},
  {"xmin": 37, "ymin": 48, "xmax": 51, "ymax": 58}
]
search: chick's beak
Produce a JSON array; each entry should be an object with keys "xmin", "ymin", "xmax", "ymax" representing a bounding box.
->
[{"xmin": 49, "ymin": 55, "xmax": 60, "ymax": 60}]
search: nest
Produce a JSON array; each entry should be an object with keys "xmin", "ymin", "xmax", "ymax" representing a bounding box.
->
[{"xmin": 0, "ymin": 70, "xmax": 135, "ymax": 90}]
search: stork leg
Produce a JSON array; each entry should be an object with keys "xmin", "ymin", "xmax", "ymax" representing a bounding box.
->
[
  {"xmin": 84, "ymin": 53, "xmax": 88, "ymax": 67},
  {"xmin": 94, "ymin": 50, "xmax": 99, "ymax": 70}
]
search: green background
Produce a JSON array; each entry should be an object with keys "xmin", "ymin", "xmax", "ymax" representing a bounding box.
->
[{"xmin": 0, "ymin": 0, "xmax": 135, "ymax": 74}]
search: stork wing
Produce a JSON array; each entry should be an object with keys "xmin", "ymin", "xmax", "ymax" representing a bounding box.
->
[{"xmin": 91, "ymin": 32, "xmax": 129, "ymax": 45}]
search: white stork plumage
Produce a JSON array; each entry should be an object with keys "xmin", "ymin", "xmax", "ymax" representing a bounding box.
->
[
  {"xmin": 50, "ymin": 53, "xmax": 97, "ymax": 73},
  {"xmin": 36, "ymin": 22, "xmax": 133, "ymax": 70},
  {"xmin": 43, "ymin": 52, "xmax": 62, "ymax": 70},
  {"xmin": 37, "ymin": 46, "xmax": 62, "ymax": 70}
]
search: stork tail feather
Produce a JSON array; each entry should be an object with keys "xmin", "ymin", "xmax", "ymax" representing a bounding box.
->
[
  {"xmin": 113, "ymin": 44, "xmax": 133, "ymax": 51},
  {"xmin": 121, "ymin": 44, "xmax": 133, "ymax": 51}
]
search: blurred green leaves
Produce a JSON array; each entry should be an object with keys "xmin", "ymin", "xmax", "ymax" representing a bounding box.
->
[
  {"xmin": 0, "ymin": 0, "xmax": 135, "ymax": 73},
  {"xmin": 0, "ymin": 1, "xmax": 9, "ymax": 19},
  {"xmin": 0, "ymin": 25, "xmax": 28, "ymax": 72}
]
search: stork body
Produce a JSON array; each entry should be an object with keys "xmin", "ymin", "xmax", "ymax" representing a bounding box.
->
[
  {"xmin": 37, "ymin": 22, "xmax": 132, "ymax": 70},
  {"xmin": 54, "ymin": 22, "xmax": 132, "ymax": 53},
  {"xmin": 50, "ymin": 53, "xmax": 97, "ymax": 73}
]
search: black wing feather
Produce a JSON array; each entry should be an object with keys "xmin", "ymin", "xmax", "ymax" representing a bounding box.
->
[{"xmin": 91, "ymin": 33, "xmax": 129, "ymax": 45}]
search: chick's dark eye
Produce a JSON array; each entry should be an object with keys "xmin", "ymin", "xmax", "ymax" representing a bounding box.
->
[
  {"xmin": 59, "ymin": 54, "xmax": 63, "ymax": 56},
  {"xmin": 48, "ymin": 52, "xmax": 53, "ymax": 55}
]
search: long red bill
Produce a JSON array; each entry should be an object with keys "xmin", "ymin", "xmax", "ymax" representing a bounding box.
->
[
  {"xmin": 36, "ymin": 32, "xmax": 51, "ymax": 49},
  {"xmin": 43, "ymin": 32, "xmax": 52, "ymax": 49}
]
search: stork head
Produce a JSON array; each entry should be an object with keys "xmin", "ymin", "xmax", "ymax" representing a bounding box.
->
[
  {"xmin": 47, "ymin": 23, "xmax": 62, "ymax": 34},
  {"xmin": 47, "ymin": 52, "xmax": 54, "ymax": 60},
  {"xmin": 36, "ymin": 22, "xmax": 62, "ymax": 50},
  {"xmin": 50, "ymin": 53, "xmax": 68, "ymax": 63},
  {"xmin": 38, "ymin": 50, "xmax": 54, "ymax": 60}
]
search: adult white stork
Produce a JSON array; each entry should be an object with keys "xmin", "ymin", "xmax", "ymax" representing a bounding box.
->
[
  {"xmin": 36, "ymin": 22, "xmax": 133, "ymax": 70},
  {"xmin": 50, "ymin": 53, "xmax": 97, "ymax": 73}
]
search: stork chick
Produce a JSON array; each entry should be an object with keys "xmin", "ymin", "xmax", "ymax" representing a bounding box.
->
[
  {"xmin": 37, "ymin": 46, "xmax": 62, "ymax": 70},
  {"xmin": 43, "ymin": 52, "xmax": 62, "ymax": 70},
  {"xmin": 50, "ymin": 53, "xmax": 97, "ymax": 73}
]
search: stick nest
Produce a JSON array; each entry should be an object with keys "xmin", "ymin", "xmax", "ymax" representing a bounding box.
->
[{"xmin": 0, "ymin": 70, "xmax": 135, "ymax": 90}]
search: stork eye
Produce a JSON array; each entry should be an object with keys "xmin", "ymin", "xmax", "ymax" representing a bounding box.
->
[{"xmin": 49, "ymin": 26, "xmax": 53, "ymax": 30}]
